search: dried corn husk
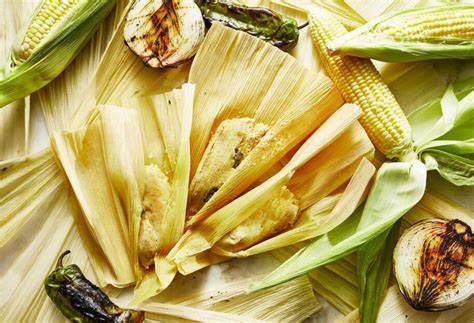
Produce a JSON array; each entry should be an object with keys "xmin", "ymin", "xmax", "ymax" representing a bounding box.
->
[
  {"xmin": 0, "ymin": 161, "xmax": 94, "ymax": 321},
  {"xmin": 51, "ymin": 84, "xmax": 194, "ymax": 303},
  {"xmin": 38, "ymin": 0, "xmax": 130, "ymax": 133},
  {"xmin": 69, "ymin": 11, "xmax": 190, "ymax": 129},
  {"xmin": 184, "ymin": 23, "xmax": 342, "ymax": 229},
  {"xmin": 0, "ymin": 149, "xmax": 61, "ymax": 246},
  {"xmin": 138, "ymin": 276, "xmax": 319, "ymax": 322},
  {"xmin": 0, "ymin": 1, "xmax": 37, "ymax": 159},
  {"xmin": 129, "ymin": 85, "xmax": 194, "ymax": 304}
]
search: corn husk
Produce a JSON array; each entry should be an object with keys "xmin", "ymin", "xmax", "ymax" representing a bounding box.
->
[
  {"xmin": 250, "ymin": 159, "xmax": 427, "ymax": 292},
  {"xmin": 184, "ymin": 23, "xmax": 343, "ymax": 229},
  {"xmin": 272, "ymin": 246, "xmax": 359, "ymax": 315},
  {"xmin": 38, "ymin": 0, "xmax": 130, "ymax": 134},
  {"xmin": 129, "ymin": 85, "xmax": 194, "ymax": 304},
  {"xmin": 69, "ymin": 11, "xmax": 190, "ymax": 129},
  {"xmin": 170, "ymin": 103, "xmax": 374, "ymax": 268},
  {"xmin": 52, "ymin": 106, "xmax": 138, "ymax": 288},
  {"xmin": 0, "ymin": 1, "xmax": 37, "ymax": 159},
  {"xmin": 139, "ymin": 275, "xmax": 320, "ymax": 322},
  {"xmin": 0, "ymin": 158, "xmax": 95, "ymax": 321},
  {"xmin": 51, "ymin": 84, "xmax": 194, "ymax": 301},
  {"xmin": 0, "ymin": 149, "xmax": 61, "ymax": 246}
]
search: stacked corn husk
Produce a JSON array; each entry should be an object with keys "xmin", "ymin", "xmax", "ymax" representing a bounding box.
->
[{"xmin": 1, "ymin": 0, "xmax": 473, "ymax": 322}]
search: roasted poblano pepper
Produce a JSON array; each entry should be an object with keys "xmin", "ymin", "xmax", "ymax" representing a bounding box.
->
[
  {"xmin": 196, "ymin": 0, "xmax": 302, "ymax": 51},
  {"xmin": 44, "ymin": 251, "xmax": 144, "ymax": 322}
]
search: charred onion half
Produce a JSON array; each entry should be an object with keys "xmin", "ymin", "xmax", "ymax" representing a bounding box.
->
[{"xmin": 393, "ymin": 219, "xmax": 473, "ymax": 311}]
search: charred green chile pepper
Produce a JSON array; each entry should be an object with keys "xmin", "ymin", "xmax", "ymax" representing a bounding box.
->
[
  {"xmin": 44, "ymin": 251, "xmax": 144, "ymax": 322},
  {"xmin": 196, "ymin": 0, "xmax": 303, "ymax": 51}
]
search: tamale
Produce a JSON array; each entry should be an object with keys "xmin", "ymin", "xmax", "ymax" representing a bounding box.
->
[
  {"xmin": 215, "ymin": 186, "xmax": 299, "ymax": 252},
  {"xmin": 170, "ymin": 104, "xmax": 371, "ymax": 266},
  {"xmin": 188, "ymin": 118, "xmax": 268, "ymax": 217},
  {"xmin": 185, "ymin": 23, "xmax": 343, "ymax": 229},
  {"xmin": 138, "ymin": 164, "xmax": 171, "ymax": 268}
]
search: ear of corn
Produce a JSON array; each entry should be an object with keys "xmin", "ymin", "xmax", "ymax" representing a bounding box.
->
[
  {"xmin": 329, "ymin": 5, "xmax": 474, "ymax": 62},
  {"xmin": 0, "ymin": 0, "xmax": 117, "ymax": 108},
  {"xmin": 309, "ymin": 8, "xmax": 415, "ymax": 161}
]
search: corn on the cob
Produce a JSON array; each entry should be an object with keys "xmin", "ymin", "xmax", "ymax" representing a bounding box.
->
[
  {"xmin": 0, "ymin": 0, "xmax": 116, "ymax": 108},
  {"xmin": 309, "ymin": 8, "xmax": 415, "ymax": 161},
  {"xmin": 328, "ymin": 5, "xmax": 474, "ymax": 62}
]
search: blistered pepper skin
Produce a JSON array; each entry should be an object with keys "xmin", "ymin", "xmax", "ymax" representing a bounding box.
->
[
  {"xmin": 44, "ymin": 251, "xmax": 144, "ymax": 322},
  {"xmin": 196, "ymin": 0, "xmax": 300, "ymax": 51}
]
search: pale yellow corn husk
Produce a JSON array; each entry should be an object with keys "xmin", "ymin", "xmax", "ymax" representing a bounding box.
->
[
  {"xmin": 130, "ymin": 85, "xmax": 194, "ymax": 304},
  {"xmin": 272, "ymin": 246, "xmax": 359, "ymax": 315},
  {"xmin": 164, "ymin": 275, "xmax": 320, "ymax": 322},
  {"xmin": 177, "ymin": 156, "xmax": 374, "ymax": 274},
  {"xmin": 38, "ymin": 0, "xmax": 132, "ymax": 133},
  {"xmin": 270, "ymin": 0, "xmax": 365, "ymax": 29},
  {"xmin": 52, "ymin": 106, "xmax": 139, "ymax": 287},
  {"xmin": 69, "ymin": 14, "xmax": 189, "ymax": 129},
  {"xmin": 0, "ymin": 149, "xmax": 61, "ymax": 246},
  {"xmin": 184, "ymin": 23, "xmax": 343, "ymax": 229},
  {"xmin": 0, "ymin": 168, "xmax": 95, "ymax": 322},
  {"xmin": 170, "ymin": 103, "xmax": 363, "ymax": 262},
  {"xmin": 0, "ymin": 1, "xmax": 37, "ymax": 159}
]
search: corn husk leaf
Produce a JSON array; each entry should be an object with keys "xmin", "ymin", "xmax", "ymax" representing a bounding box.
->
[
  {"xmin": 170, "ymin": 103, "xmax": 360, "ymax": 261},
  {"xmin": 52, "ymin": 106, "xmax": 140, "ymax": 287},
  {"xmin": 0, "ymin": 0, "xmax": 118, "ymax": 108},
  {"xmin": 270, "ymin": 0, "xmax": 365, "ymax": 29},
  {"xmin": 356, "ymin": 220, "xmax": 400, "ymax": 323},
  {"xmin": 185, "ymin": 23, "xmax": 343, "ymax": 228},
  {"xmin": 0, "ymin": 162, "xmax": 96, "ymax": 321},
  {"xmin": 0, "ymin": 149, "xmax": 61, "ymax": 246},
  {"xmin": 70, "ymin": 12, "xmax": 190, "ymax": 129},
  {"xmin": 151, "ymin": 275, "xmax": 320, "ymax": 322},
  {"xmin": 0, "ymin": 1, "xmax": 37, "ymax": 159},
  {"xmin": 38, "ymin": 0, "xmax": 130, "ymax": 133},
  {"xmin": 329, "ymin": 5, "xmax": 474, "ymax": 62},
  {"xmin": 131, "ymin": 85, "xmax": 194, "ymax": 304},
  {"xmin": 250, "ymin": 160, "xmax": 427, "ymax": 292},
  {"xmin": 273, "ymin": 246, "xmax": 359, "ymax": 315}
]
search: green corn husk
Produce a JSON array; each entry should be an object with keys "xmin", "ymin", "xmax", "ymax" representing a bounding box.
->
[
  {"xmin": 249, "ymin": 159, "xmax": 426, "ymax": 292},
  {"xmin": 0, "ymin": 0, "xmax": 117, "ymax": 108},
  {"xmin": 409, "ymin": 85, "xmax": 474, "ymax": 186},
  {"xmin": 328, "ymin": 5, "xmax": 474, "ymax": 62}
]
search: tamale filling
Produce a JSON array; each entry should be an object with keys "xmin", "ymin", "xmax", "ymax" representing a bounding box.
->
[
  {"xmin": 138, "ymin": 164, "xmax": 171, "ymax": 268},
  {"xmin": 188, "ymin": 117, "xmax": 268, "ymax": 217},
  {"xmin": 215, "ymin": 186, "xmax": 300, "ymax": 252}
]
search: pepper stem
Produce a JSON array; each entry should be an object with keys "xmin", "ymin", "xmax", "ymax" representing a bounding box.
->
[
  {"xmin": 56, "ymin": 250, "xmax": 71, "ymax": 269},
  {"xmin": 298, "ymin": 21, "xmax": 309, "ymax": 29}
]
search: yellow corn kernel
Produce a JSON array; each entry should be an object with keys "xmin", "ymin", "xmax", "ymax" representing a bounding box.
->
[
  {"xmin": 378, "ymin": 8, "xmax": 474, "ymax": 43},
  {"xmin": 309, "ymin": 8, "xmax": 415, "ymax": 161},
  {"xmin": 18, "ymin": 0, "xmax": 80, "ymax": 61}
]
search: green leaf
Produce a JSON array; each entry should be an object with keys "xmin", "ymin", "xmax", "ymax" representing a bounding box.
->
[
  {"xmin": 422, "ymin": 150, "xmax": 474, "ymax": 186},
  {"xmin": 357, "ymin": 221, "xmax": 400, "ymax": 323},
  {"xmin": 248, "ymin": 160, "xmax": 426, "ymax": 292}
]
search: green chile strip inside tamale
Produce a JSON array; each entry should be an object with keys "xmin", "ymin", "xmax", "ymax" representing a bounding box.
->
[{"xmin": 188, "ymin": 118, "xmax": 268, "ymax": 218}]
